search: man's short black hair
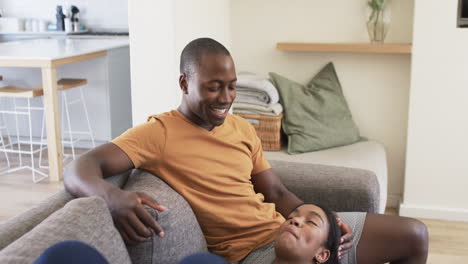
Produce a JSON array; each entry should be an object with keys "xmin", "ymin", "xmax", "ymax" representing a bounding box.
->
[{"xmin": 180, "ymin": 38, "xmax": 231, "ymax": 77}]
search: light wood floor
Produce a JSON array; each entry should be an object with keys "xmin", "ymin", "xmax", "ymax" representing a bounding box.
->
[
  {"xmin": 385, "ymin": 209, "xmax": 468, "ymax": 263},
  {"xmin": 1, "ymin": 150, "xmax": 467, "ymax": 263}
]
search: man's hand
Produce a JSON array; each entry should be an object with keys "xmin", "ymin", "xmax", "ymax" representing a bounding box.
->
[
  {"xmin": 106, "ymin": 189, "xmax": 166, "ymax": 244},
  {"xmin": 336, "ymin": 216, "xmax": 354, "ymax": 259}
]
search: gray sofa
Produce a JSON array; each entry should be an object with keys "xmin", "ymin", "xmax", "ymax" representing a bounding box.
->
[
  {"xmin": 265, "ymin": 140, "xmax": 387, "ymax": 213},
  {"xmin": 0, "ymin": 160, "xmax": 379, "ymax": 264}
]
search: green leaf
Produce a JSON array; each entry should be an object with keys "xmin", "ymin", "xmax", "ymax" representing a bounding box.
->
[{"xmin": 368, "ymin": 0, "xmax": 386, "ymax": 12}]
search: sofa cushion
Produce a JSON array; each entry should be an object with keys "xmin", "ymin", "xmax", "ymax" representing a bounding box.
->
[
  {"xmin": 269, "ymin": 160, "xmax": 380, "ymax": 213},
  {"xmin": 0, "ymin": 196, "xmax": 131, "ymax": 264},
  {"xmin": 269, "ymin": 62, "xmax": 361, "ymax": 154},
  {"xmin": 265, "ymin": 140, "xmax": 387, "ymax": 213},
  {"xmin": 0, "ymin": 171, "xmax": 131, "ymax": 251},
  {"xmin": 123, "ymin": 170, "xmax": 208, "ymax": 264}
]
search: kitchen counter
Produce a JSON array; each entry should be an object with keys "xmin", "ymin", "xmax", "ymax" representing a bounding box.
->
[
  {"xmin": 0, "ymin": 37, "xmax": 131, "ymax": 181},
  {"xmin": 0, "ymin": 38, "xmax": 129, "ymax": 60}
]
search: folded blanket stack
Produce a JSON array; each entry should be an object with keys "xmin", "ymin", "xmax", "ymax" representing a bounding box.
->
[{"xmin": 233, "ymin": 73, "xmax": 282, "ymax": 116}]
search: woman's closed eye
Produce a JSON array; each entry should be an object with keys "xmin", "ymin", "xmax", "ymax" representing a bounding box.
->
[{"xmin": 306, "ymin": 219, "xmax": 318, "ymax": 226}]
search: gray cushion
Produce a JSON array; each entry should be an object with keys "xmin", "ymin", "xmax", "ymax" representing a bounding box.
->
[
  {"xmin": 0, "ymin": 196, "xmax": 131, "ymax": 264},
  {"xmin": 265, "ymin": 140, "xmax": 387, "ymax": 213},
  {"xmin": 269, "ymin": 160, "xmax": 380, "ymax": 213},
  {"xmin": 123, "ymin": 170, "xmax": 208, "ymax": 264},
  {"xmin": 269, "ymin": 62, "xmax": 360, "ymax": 154},
  {"xmin": 0, "ymin": 190, "xmax": 73, "ymax": 251},
  {"xmin": 0, "ymin": 171, "xmax": 131, "ymax": 250}
]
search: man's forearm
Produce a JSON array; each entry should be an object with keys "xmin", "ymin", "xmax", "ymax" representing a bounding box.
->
[
  {"xmin": 63, "ymin": 155, "xmax": 118, "ymax": 202},
  {"xmin": 251, "ymin": 169, "xmax": 303, "ymax": 218},
  {"xmin": 270, "ymin": 188, "xmax": 303, "ymax": 218}
]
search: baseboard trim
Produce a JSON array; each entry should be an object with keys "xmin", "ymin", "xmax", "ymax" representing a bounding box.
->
[
  {"xmin": 399, "ymin": 203, "xmax": 468, "ymax": 222},
  {"xmin": 386, "ymin": 194, "xmax": 401, "ymax": 209}
]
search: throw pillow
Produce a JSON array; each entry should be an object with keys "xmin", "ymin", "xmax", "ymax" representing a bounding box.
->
[{"xmin": 269, "ymin": 62, "xmax": 360, "ymax": 154}]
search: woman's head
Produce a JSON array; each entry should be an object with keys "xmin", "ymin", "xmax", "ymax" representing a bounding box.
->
[{"xmin": 275, "ymin": 204, "xmax": 341, "ymax": 264}]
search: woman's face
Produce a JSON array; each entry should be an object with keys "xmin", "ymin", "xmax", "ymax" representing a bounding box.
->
[{"xmin": 275, "ymin": 204, "xmax": 331, "ymax": 263}]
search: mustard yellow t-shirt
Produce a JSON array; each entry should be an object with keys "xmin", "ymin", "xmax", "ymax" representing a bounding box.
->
[{"xmin": 112, "ymin": 110, "xmax": 284, "ymax": 262}]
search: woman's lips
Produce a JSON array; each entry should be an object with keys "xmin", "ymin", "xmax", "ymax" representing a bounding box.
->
[{"xmin": 282, "ymin": 227, "xmax": 298, "ymax": 239}]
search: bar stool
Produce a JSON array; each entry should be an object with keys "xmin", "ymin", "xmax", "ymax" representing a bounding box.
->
[
  {"xmin": 0, "ymin": 78, "xmax": 93, "ymax": 182},
  {"xmin": 0, "ymin": 110, "xmax": 11, "ymax": 173},
  {"xmin": 0, "ymin": 86, "xmax": 48, "ymax": 182},
  {"xmin": 38, "ymin": 78, "xmax": 95, "ymax": 167},
  {"xmin": 0, "ymin": 76, "xmax": 10, "ymax": 173}
]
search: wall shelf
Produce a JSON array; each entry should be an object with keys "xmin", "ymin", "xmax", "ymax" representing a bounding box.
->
[{"xmin": 276, "ymin": 42, "xmax": 412, "ymax": 54}]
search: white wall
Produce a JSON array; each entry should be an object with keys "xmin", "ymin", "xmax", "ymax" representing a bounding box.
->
[
  {"xmin": 128, "ymin": 0, "xmax": 176, "ymax": 125},
  {"xmin": 175, "ymin": 0, "xmax": 231, "ymax": 63},
  {"xmin": 0, "ymin": 0, "xmax": 128, "ymax": 30},
  {"xmin": 230, "ymin": 0, "xmax": 414, "ymax": 206},
  {"xmin": 401, "ymin": 0, "xmax": 468, "ymax": 222},
  {"xmin": 128, "ymin": 0, "xmax": 231, "ymax": 125}
]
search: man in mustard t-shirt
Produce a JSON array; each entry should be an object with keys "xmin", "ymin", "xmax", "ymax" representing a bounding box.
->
[{"xmin": 64, "ymin": 38, "xmax": 428, "ymax": 264}]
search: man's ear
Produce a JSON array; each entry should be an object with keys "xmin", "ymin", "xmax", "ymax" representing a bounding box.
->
[
  {"xmin": 179, "ymin": 73, "xmax": 189, "ymax": 94},
  {"xmin": 315, "ymin": 248, "xmax": 330, "ymax": 264}
]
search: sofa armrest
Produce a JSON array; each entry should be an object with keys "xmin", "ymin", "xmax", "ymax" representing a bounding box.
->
[
  {"xmin": 0, "ymin": 171, "xmax": 131, "ymax": 250},
  {"xmin": 123, "ymin": 170, "xmax": 207, "ymax": 264},
  {"xmin": 269, "ymin": 160, "xmax": 380, "ymax": 213},
  {"xmin": 0, "ymin": 197, "xmax": 131, "ymax": 264}
]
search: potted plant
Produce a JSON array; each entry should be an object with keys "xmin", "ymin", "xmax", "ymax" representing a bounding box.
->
[{"xmin": 367, "ymin": 0, "xmax": 391, "ymax": 43}]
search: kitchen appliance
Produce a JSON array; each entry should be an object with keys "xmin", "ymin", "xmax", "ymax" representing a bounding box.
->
[
  {"xmin": 458, "ymin": 0, "xmax": 468, "ymax": 27},
  {"xmin": 56, "ymin": 5, "xmax": 65, "ymax": 31},
  {"xmin": 71, "ymin": 6, "xmax": 80, "ymax": 32}
]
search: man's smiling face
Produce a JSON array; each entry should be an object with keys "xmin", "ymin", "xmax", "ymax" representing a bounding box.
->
[{"xmin": 181, "ymin": 53, "xmax": 237, "ymax": 130}]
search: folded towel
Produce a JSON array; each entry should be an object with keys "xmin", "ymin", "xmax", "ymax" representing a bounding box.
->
[
  {"xmin": 235, "ymin": 93, "xmax": 269, "ymax": 106},
  {"xmin": 233, "ymin": 102, "xmax": 283, "ymax": 116},
  {"xmin": 234, "ymin": 110, "xmax": 280, "ymax": 117},
  {"xmin": 235, "ymin": 73, "xmax": 279, "ymax": 105}
]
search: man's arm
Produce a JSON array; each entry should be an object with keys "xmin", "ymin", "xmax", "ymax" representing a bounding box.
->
[
  {"xmin": 64, "ymin": 143, "xmax": 133, "ymax": 199},
  {"xmin": 64, "ymin": 143, "xmax": 165, "ymax": 244},
  {"xmin": 251, "ymin": 168, "xmax": 303, "ymax": 217}
]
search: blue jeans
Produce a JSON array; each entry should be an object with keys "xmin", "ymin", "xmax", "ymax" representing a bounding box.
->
[
  {"xmin": 34, "ymin": 240, "xmax": 109, "ymax": 264},
  {"xmin": 35, "ymin": 240, "xmax": 226, "ymax": 264}
]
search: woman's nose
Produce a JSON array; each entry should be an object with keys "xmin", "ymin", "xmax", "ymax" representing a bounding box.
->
[{"xmin": 290, "ymin": 217, "xmax": 303, "ymax": 227}]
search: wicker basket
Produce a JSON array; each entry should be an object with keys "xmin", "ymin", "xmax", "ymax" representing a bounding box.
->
[{"xmin": 235, "ymin": 113, "xmax": 283, "ymax": 151}]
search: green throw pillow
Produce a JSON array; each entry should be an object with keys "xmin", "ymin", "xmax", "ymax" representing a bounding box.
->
[{"xmin": 269, "ymin": 62, "xmax": 360, "ymax": 154}]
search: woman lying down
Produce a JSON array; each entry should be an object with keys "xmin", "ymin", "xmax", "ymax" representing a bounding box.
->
[
  {"xmin": 179, "ymin": 203, "xmax": 342, "ymax": 264},
  {"xmin": 34, "ymin": 204, "xmax": 341, "ymax": 264}
]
